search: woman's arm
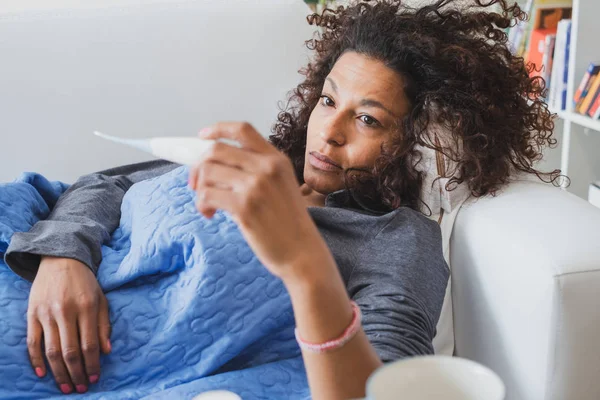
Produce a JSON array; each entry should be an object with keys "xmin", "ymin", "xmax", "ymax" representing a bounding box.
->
[
  {"xmin": 191, "ymin": 123, "xmax": 449, "ymax": 399},
  {"xmin": 284, "ymin": 211, "xmax": 449, "ymax": 399},
  {"xmin": 4, "ymin": 159, "xmax": 177, "ymax": 394},
  {"xmin": 5, "ymin": 160, "xmax": 178, "ymax": 281},
  {"xmin": 284, "ymin": 255, "xmax": 382, "ymax": 399}
]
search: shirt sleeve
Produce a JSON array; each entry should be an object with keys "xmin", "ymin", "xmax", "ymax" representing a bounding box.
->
[
  {"xmin": 347, "ymin": 209, "xmax": 450, "ymax": 362},
  {"xmin": 4, "ymin": 160, "xmax": 179, "ymax": 282}
]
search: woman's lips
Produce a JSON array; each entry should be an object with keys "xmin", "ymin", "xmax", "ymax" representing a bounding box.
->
[{"xmin": 309, "ymin": 151, "xmax": 342, "ymax": 172}]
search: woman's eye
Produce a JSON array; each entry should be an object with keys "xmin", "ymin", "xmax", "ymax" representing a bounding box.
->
[
  {"xmin": 360, "ymin": 115, "xmax": 379, "ymax": 127},
  {"xmin": 321, "ymin": 96, "xmax": 335, "ymax": 107}
]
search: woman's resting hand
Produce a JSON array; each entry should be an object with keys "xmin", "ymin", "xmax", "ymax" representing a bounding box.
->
[{"xmin": 27, "ymin": 257, "xmax": 111, "ymax": 394}]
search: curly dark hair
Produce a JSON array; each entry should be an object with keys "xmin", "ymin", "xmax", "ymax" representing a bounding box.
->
[{"xmin": 269, "ymin": 0, "xmax": 560, "ymax": 211}]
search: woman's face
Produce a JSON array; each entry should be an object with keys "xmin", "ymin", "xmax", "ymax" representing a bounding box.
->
[{"xmin": 304, "ymin": 51, "xmax": 411, "ymax": 195}]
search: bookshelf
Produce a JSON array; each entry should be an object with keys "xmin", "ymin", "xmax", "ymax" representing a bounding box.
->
[
  {"xmin": 548, "ymin": 0, "xmax": 600, "ymax": 199},
  {"xmin": 554, "ymin": 110, "xmax": 600, "ymax": 133}
]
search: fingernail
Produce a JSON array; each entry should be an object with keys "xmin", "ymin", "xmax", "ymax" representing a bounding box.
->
[
  {"xmin": 60, "ymin": 384, "xmax": 72, "ymax": 394},
  {"xmin": 35, "ymin": 367, "xmax": 44, "ymax": 378},
  {"xmin": 106, "ymin": 339, "xmax": 112, "ymax": 352},
  {"xmin": 89, "ymin": 374, "xmax": 99, "ymax": 384},
  {"xmin": 198, "ymin": 127, "xmax": 211, "ymax": 136},
  {"xmin": 76, "ymin": 384, "xmax": 88, "ymax": 393}
]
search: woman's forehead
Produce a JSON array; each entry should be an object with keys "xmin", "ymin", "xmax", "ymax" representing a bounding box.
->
[{"xmin": 328, "ymin": 52, "xmax": 410, "ymax": 115}]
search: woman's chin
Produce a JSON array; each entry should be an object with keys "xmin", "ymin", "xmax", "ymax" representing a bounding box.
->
[{"xmin": 303, "ymin": 171, "xmax": 343, "ymax": 196}]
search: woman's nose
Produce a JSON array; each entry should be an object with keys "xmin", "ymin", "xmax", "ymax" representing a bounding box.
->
[{"xmin": 319, "ymin": 117, "xmax": 346, "ymax": 146}]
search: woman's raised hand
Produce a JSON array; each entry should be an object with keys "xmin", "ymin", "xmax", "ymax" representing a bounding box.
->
[{"xmin": 189, "ymin": 122, "xmax": 332, "ymax": 281}]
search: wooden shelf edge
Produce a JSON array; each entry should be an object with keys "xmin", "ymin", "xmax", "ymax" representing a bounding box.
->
[{"xmin": 552, "ymin": 109, "xmax": 600, "ymax": 132}]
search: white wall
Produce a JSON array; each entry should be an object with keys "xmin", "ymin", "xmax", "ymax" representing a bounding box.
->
[
  {"xmin": 1, "ymin": 0, "xmax": 184, "ymax": 14},
  {"xmin": 0, "ymin": 0, "xmax": 314, "ymax": 183}
]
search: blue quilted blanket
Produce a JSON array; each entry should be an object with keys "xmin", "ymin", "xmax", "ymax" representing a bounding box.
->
[{"xmin": 0, "ymin": 167, "xmax": 309, "ymax": 399}]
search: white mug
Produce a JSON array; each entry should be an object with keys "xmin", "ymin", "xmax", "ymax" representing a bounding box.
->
[
  {"xmin": 366, "ymin": 355, "xmax": 506, "ymax": 400},
  {"xmin": 192, "ymin": 391, "xmax": 242, "ymax": 400}
]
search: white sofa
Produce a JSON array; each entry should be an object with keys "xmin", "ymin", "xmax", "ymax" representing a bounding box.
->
[
  {"xmin": 452, "ymin": 180, "xmax": 600, "ymax": 400},
  {"xmin": 1, "ymin": 1, "xmax": 600, "ymax": 399}
]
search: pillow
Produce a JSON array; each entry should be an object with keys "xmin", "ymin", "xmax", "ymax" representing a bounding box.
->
[{"xmin": 415, "ymin": 129, "xmax": 470, "ymax": 356}]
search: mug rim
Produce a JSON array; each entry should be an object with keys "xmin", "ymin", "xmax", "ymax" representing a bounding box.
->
[{"xmin": 366, "ymin": 355, "xmax": 506, "ymax": 399}]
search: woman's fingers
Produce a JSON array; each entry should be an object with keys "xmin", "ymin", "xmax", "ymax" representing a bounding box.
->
[
  {"xmin": 205, "ymin": 141, "xmax": 263, "ymax": 172},
  {"xmin": 188, "ymin": 165, "xmax": 199, "ymax": 191},
  {"xmin": 190, "ymin": 156, "xmax": 254, "ymax": 218},
  {"xmin": 195, "ymin": 162, "xmax": 251, "ymax": 218},
  {"xmin": 188, "ymin": 142, "xmax": 259, "ymax": 191},
  {"xmin": 26, "ymin": 316, "xmax": 46, "ymax": 378},
  {"xmin": 195, "ymin": 185, "xmax": 242, "ymax": 219},
  {"xmin": 194, "ymin": 162, "xmax": 251, "ymax": 191},
  {"xmin": 42, "ymin": 320, "xmax": 74, "ymax": 394},
  {"xmin": 98, "ymin": 295, "xmax": 112, "ymax": 356},
  {"xmin": 78, "ymin": 303, "xmax": 101, "ymax": 385},
  {"xmin": 56, "ymin": 314, "xmax": 88, "ymax": 393},
  {"xmin": 199, "ymin": 122, "xmax": 271, "ymax": 154}
]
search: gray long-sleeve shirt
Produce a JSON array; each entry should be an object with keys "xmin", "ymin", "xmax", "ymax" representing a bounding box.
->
[{"xmin": 5, "ymin": 161, "xmax": 449, "ymax": 361}]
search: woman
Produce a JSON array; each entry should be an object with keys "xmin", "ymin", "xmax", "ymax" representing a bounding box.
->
[{"xmin": 5, "ymin": 0, "xmax": 557, "ymax": 398}]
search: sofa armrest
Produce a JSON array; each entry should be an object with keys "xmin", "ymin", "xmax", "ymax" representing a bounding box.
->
[{"xmin": 450, "ymin": 180, "xmax": 600, "ymax": 400}]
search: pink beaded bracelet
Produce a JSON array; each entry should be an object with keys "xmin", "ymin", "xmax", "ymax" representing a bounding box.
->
[{"xmin": 294, "ymin": 301, "xmax": 362, "ymax": 354}]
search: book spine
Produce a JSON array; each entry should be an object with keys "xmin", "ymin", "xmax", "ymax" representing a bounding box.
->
[
  {"xmin": 574, "ymin": 63, "xmax": 596, "ymax": 105},
  {"xmin": 508, "ymin": 0, "xmax": 534, "ymax": 53},
  {"xmin": 576, "ymin": 67, "xmax": 600, "ymax": 110},
  {"xmin": 594, "ymin": 98, "xmax": 600, "ymax": 119},
  {"xmin": 587, "ymin": 91, "xmax": 600, "ymax": 118},
  {"xmin": 560, "ymin": 20, "xmax": 572, "ymax": 110},
  {"xmin": 549, "ymin": 20, "xmax": 567, "ymax": 109},
  {"xmin": 541, "ymin": 34, "xmax": 556, "ymax": 89},
  {"xmin": 515, "ymin": 0, "xmax": 535, "ymax": 57},
  {"xmin": 579, "ymin": 75, "xmax": 600, "ymax": 115}
]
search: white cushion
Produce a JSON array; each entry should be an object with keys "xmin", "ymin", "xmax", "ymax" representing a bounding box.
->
[
  {"xmin": 451, "ymin": 180, "xmax": 600, "ymax": 399},
  {"xmin": 417, "ymin": 140, "xmax": 470, "ymax": 356}
]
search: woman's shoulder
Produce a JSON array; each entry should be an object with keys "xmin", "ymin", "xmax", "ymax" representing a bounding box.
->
[
  {"xmin": 312, "ymin": 203, "xmax": 443, "ymax": 250},
  {"xmin": 350, "ymin": 206, "xmax": 449, "ymax": 332},
  {"xmin": 378, "ymin": 206, "xmax": 443, "ymax": 243},
  {"xmin": 367, "ymin": 207, "xmax": 449, "ymax": 285}
]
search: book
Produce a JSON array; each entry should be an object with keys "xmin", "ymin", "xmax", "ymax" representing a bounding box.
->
[
  {"xmin": 527, "ymin": 28, "xmax": 557, "ymax": 79},
  {"xmin": 540, "ymin": 34, "xmax": 556, "ymax": 89},
  {"xmin": 574, "ymin": 63, "xmax": 600, "ymax": 106},
  {"xmin": 508, "ymin": 0, "xmax": 534, "ymax": 54},
  {"xmin": 531, "ymin": 3, "xmax": 572, "ymax": 30},
  {"xmin": 560, "ymin": 20, "xmax": 572, "ymax": 110},
  {"xmin": 548, "ymin": 19, "xmax": 571, "ymax": 110},
  {"xmin": 521, "ymin": 0, "xmax": 572, "ymax": 60},
  {"xmin": 547, "ymin": 24, "xmax": 564, "ymax": 108},
  {"xmin": 577, "ymin": 74, "xmax": 600, "ymax": 114},
  {"xmin": 594, "ymin": 97, "xmax": 600, "ymax": 119},
  {"xmin": 587, "ymin": 91, "xmax": 600, "ymax": 118},
  {"xmin": 583, "ymin": 81, "xmax": 600, "ymax": 116}
]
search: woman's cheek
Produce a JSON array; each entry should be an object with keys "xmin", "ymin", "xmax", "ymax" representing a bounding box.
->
[
  {"xmin": 305, "ymin": 108, "xmax": 321, "ymax": 147},
  {"xmin": 349, "ymin": 143, "xmax": 382, "ymax": 169}
]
